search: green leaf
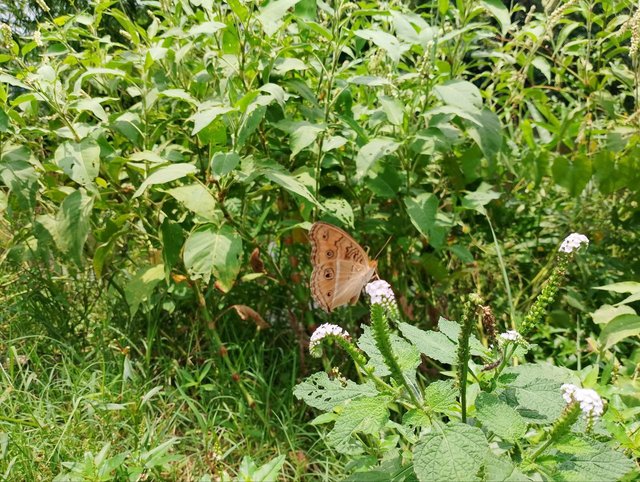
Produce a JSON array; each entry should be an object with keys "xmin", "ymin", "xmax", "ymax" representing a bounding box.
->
[
  {"xmin": 323, "ymin": 198, "xmax": 354, "ymax": 228},
  {"xmin": 257, "ymin": 0, "xmax": 301, "ymax": 36},
  {"xmin": 423, "ymin": 380, "xmax": 457, "ymax": 413},
  {"xmin": 54, "ymin": 138, "xmax": 101, "ymax": 187},
  {"xmin": 593, "ymin": 281, "xmax": 640, "ymax": 294},
  {"xmin": 591, "ymin": 304, "xmax": 636, "ymax": 324},
  {"xmin": 461, "ymin": 184, "xmax": 501, "ymax": 215},
  {"xmin": 598, "ymin": 314, "xmax": 640, "ymax": 351},
  {"xmin": 262, "ymin": 167, "xmax": 320, "ymax": 206},
  {"xmin": 380, "ymin": 95, "xmax": 404, "ymax": 126},
  {"xmin": 484, "ymin": 453, "xmax": 532, "ymax": 482},
  {"xmin": 481, "ymin": 0, "xmax": 511, "ymax": 35},
  {"xmin": 159, "ymin": 88, "xmax": 197, "ymax": 105},
  {"xmin": 433, "ymin": 80, "xmax": 483, "ymax": 113},
  {"xmin": 501, "ymin": 377, "xmax": 564, "ymax": 424},
  {"xmin": 404, "ymin": 192, "xmax": 446, "ymax": 248},
  {"xmin": 188, "ymin": 21, "xmax": 226, "ymax": 36},
  {"xmin": 164, "ymin": 183, "xmax": 219, "ymax": 221},
  {"xmin": 467, "ymin": 109, "xmax": 502, "ymax": 163},
  {"xmin": 132, "ymin": 163, "xmax": 197, "ymax": 198},
  {"xmin": 413, "ymin": 422, "xmax": 488, "ymax": 482},
  {"xmin": 189, "ymin": 105, "xmax": 234, "ymax": 135},
  {"xmin": 210, "ymin": 152, "xmax": 241, "ymax": 177},
  {"xmin": 358, "ymin": 325, "xmax": 421, "ymax": 378},
  {"xmin": 552, "ymin": 156, "xmax": 592, "ymax": 197},
  {"xmin": 251, "ymin": 455, "xmax": 286, "ymax": 481},
  {"xmin": 550, "ymin": 436, "xmax": 635, "ymax": 481},
  {"xmin": 532, "ymin": 56, "xmax": 551, "ymax": 82},
  {"xmin": 183, "ymin": 224, "xmax": 243, "ymax": 292},
  {"xmin": 124, "ymin": 264, "xmax": 165, "ymax": 317},
  {"xmin": 398, "ymin": 322, "xmax": 456, "ymax": 365},
  {"xmin": 54, "ymin": 189, "xmax": 94, "ymax": 265},
  {"xmin": 326, "ymin": 395, "xmax": 390, "ymax": 453},
  {"xmin": 160, "ymin": 219, "xmax": 184, "ymax": 273},
  {"xmin": 293, "ymin": 372, "xmax": 378, "ymax": 411},
  {"xmin": 475, "ymin": 392, "xmax": 527, "ymax": 442},
  {"xmin": 354, "ymin": 29, "xmax": 409, "ymax": 63},
  {"xmin": 289, "ymin": 122, "xmax": 324, "ymax": 157},
  {"xmin": 355, "ymin": 138, "xmax": 400, "ymax": 181},
  {"xmin": 237, "ymin": 104, "xmax": 267, "ymax": 147}
]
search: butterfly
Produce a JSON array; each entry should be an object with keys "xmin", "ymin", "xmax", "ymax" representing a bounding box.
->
[{"xmin": 309, "ymin": 222, "xmax": 377, "ymax": 312}]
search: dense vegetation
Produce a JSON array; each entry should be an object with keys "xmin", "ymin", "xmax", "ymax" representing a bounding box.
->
[{"xmin": 0, "ymin": 0, "xmax": 639, "ymax": 480}]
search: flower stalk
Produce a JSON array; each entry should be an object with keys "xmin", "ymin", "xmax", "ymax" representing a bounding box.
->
[{"xmin": 457, "ymin": 294, "xmax": 480, "ymax": 422}]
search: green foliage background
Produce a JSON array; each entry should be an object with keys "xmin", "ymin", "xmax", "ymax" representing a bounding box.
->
[{"xmin": 0, "ymin": 0, "xmax": 639, "ymax": 479}]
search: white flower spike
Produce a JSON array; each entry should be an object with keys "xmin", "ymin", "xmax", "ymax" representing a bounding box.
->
[
  {"xmin": 561, "ymin": 383, "xmax": 604, "ymax": 419},
  {"xmin": 559, "ymin": 233, "xmax": 589, "ymax": 253},
  {"xmin": 309, "ymin": 323, "xmax": 349, "ymax": 357},
  {"xmin": 365, "ymin": 280, "xmax": 395, "ymax": 306},
  {"xmin": 499, "ymin": 330, "xmax": 521, "ymax": 342}
]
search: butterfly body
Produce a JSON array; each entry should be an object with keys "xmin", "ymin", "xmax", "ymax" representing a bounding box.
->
[{"xmin": 309, "ymin": 222, "xmax": 377, "ymax": 312}]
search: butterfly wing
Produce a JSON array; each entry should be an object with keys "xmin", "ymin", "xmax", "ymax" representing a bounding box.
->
[{"xmin": 310, "ymin": 222, "xmax": 377, "ymax": 312}]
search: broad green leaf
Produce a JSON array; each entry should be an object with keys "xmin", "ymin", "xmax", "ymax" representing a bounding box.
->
[
  {"xmin": 189, "ymin": 105, "xmax": 234, "ymax": 136},
  {"xmin": 289, "ymin": 122, "xmax": 324, "ymax": 156},
  {"xmin": 398, "ymin": 322, "xmax": 456, "ymax": 364},
  {"xmin": 380, "ymin": 95, "xmax": 404, "ymax": 126},
  {"xmin": 124, "ymin": 264, "xmax": 165, "ymax": 317},
  {"xmin": 54, "ymin": 138, "xmax": 101, "ymax": 187},
  {"xmin": 467, "ymin": 109, "xmax": 502, "ymax": 162},
  {"xmin": 552, "ymin": 156, "xmax": 592, "ymax": 197},
  {"xmin": 293, "ymin": 372, "xmax": 378, "ymax": 411},
  {"xmin": 354, "ymin": 29, "xmax": 409, "ymax": 63},
  {"xmin": 598, "ymin": 314, "xmax": 640, "ymax": 351},
  {"xmin": 532, "ymin": 56, "xmax": 551, "ymax": 82},
  {"xmin": 593, "ymin": 281, "xmax": 640, "ymax": 294},
  {"xmin": 324, "ymin": 198, "xmax": 354, "ymax": 227},
  {"xmin": 237, "ymin": 105, "xmax": 266, "ymax": 147},
  {"xmin": 484, "ymin": 453, "xmax": 532, "ymax": 482},
  {"xmin": 164, "ymin": 183, "xmax": 218, "ymax": 221},
  {"xmin": 436, "ymin": 317, "xmax": 490, "ymax": 357},
  {"xmin": 550, "ymin": 436, "xmax": 635, "ymax": 481},
  {"xmin": 358, "ymin": 326, "xmax": 421, "ymax": 377},
  {"xmin": 591, "ymin": 304, "xmax": 636, "ymax": 324},
  {"xmin": 183, "ymin": 224, "xmax": 242, "ymax": 292},
  {"xmin": 262, "ymin": 167, "xmax": 320, "ymax": 206},
  {"xmin": 188, "ymin": 21, "xmax": 226, "ymax": 36},
  {"xmin": 54, "ymin": 189, "xmax": 94, "ymax": 265},
  {"xmin": 257, "ymin": 0, "xmax": 301, "ymax": 36},
  {"xmin": 251, "ymin": 455, "xmax": 286, "ymax": 481},
  {"xmin": 475, "ymin": 392, "xmax": 527, "ymax": 442},
  {"xmin": 423, "ymin": 380, "xmax": 457, "ymax": 413},
  {"xmin": 404, "ymin": 192, "xmax": 440, "ymax": 246},
  {"xmin": 73, "ymin": 67, "xmax": 126, "ymax": 93},
  {"xmin": 433, "ymin": 80, "xmax": 482, "ymax": 113},
  {"xmin": 132, "ymin": 163, "xmax": 197, "ymax": 198},
  {"xmin": 326, "ymin": 395, "xmax": 390, "ymax": 453},
  {"xmin": 348, "ymin": 75, "xmax": 391, "ymax": 86},
  {"xmin": 70, "ymin": 98, "xmax": 108, "ymax": 122},
  {"xmin": 500, "ymin": 377, "xmax": 564, "ymax": 424},
  {"xmin": 210, "ymin": 152, "xmax": 241, "ymax": 177},
  {"xmin": 273, "ymin": 57, "xmax": 308, "ymax": 75},
  {"xmin": 159, "ymin": 89, "xmax": 197, "ymax": 105},
  {"xmin": 481, "ymin": 0, "xmax": 511, "ymax": 35},
  {"xmin": 461, "ymin": 184, "xmax": 501, "ymax": 215},
  {"xmin": 413, "ymin": 422, "xmax": 488, "ymax": 482},
  {"xmin": 322, "ymin": 135, "xmax": 348, "ymax": 152},
  {"xmin": 0, "ymin": 147, "xmax": 38, "ymax": 209},
  {"xmin": 355, "ymin": 138, "xmax": 399, "ymax": 181},
  {"xmin": 160, "ymin": 219, "xmax": 184, "ymax": 274}
]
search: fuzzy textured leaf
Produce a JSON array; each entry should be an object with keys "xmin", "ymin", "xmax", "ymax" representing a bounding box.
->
[
  {"xmin": 475, "ymin": 392, "xmax": 527, "ymax": 442},
  {"xmin": 326, "ymin": 395, "xmax": 390, "ymax": 453},
  {"xmin": 293, "ymin": 372, "xmax": 378, "ymax": 411}
]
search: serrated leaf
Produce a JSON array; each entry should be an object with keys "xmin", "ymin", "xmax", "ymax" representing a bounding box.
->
[
  {"xmin": 133, "ymin": 163, "xmax": 197, "ymax": 198},
  {"xmin": 358, "ymin": 325, "xmax": 421, "ymax": 377},
  {"xmin": 355, "ymin": 138, "xmax": 400, "ymax": 181},
  {"xmin": 413, "ymin": 422, "xmax": 488, "ymax": 482},
  {"xmin": 164, "ymin": 183, "xmax": 218, "ymax": 221},
  {"xmin": 398, "ymin": 322, "xmax": 456, "ymax": 364},
  {"xmin": 550, "ymin": 436, "xmax": 635, "ymax": 481},
  {"xmin": 500, "ymin": 377, "xmax": 564, "ymax": 424},
  {"xmin": 54, "ymin": 138, "xmax": 101, "ymax": 187},
  {"xmin": 436, "ymin": 317, "xmax": 489, "ymax": 357},
  {"xmin": 475, "ymin": 392, "xmax": 527, "ymax": 442},
  {"xmin": 423, "ymin": 380, "xmax": 457, "ymax": 413},
  {"xmin": 54, "ymin": 189, "xmax": 94, "ymax": 265},
  {"xmin": 183, "ymin": 224, "xmax": 242, "ymax": 291},
  {"xmin": 293, "ymin": 372, "xmax": 378, "ymax": 411},
  {"xmin": 484, "ymin": 453, "xmax": 532, "ymax": 482},
  {"xmin": 598, "ymin": 314, "xmax": 640, "ymax": 351},
  {"xmin": 124, "ymin": 264, "xmax": 165, "ymax": 317},
  {"xmin": 326, "ymin": 395, "xmax": 390, "ymax": 453}
]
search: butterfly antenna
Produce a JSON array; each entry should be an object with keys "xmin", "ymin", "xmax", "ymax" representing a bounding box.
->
[{"xmin": 373, "ymin": 235, "xmax": 393, "ymax": 261}]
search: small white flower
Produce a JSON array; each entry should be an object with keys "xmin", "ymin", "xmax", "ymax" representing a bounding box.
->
[
  {"xmin": 33, "ymin": 30, "xmax": 43, "ymax": 47},
  {"xmin": 365, "ymin": 279, "xmax": 395, "ymax": 306},
  {"xmin": 499, "ymin": 330, "xmax": 521, "ymax": 342},
  {"xmin": 561, "ymin": 383, "xmax": 604, "ymax": 419},
  {"xmin": 309, "ymin": 323, "xmax": 349, "ymax": 357},
  {"xmin": 559, "ymin": 233, "xmax": 589, "ymax": 253}
]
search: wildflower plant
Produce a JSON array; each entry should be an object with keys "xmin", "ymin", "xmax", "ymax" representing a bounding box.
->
[{"xmin": 294, "ymin": 234, "xmax": 635, "ymax": 481}]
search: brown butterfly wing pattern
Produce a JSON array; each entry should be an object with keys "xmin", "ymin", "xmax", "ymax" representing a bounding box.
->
[{"xmin": 309, "ymin": 222, "xmax": 377, "ymax": 312}]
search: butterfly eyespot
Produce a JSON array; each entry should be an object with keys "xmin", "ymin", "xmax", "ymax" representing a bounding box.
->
[
  {"xmin": 326, "ymin": 249, "xmax": 335, "ymax": 258},
  {"xmin": 323, "ymin": 268, "xmax": 335, "ymax": 279},
  {"xmin": 326, "ymin": 291, "xmax": 332, "ymax": 297}
]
